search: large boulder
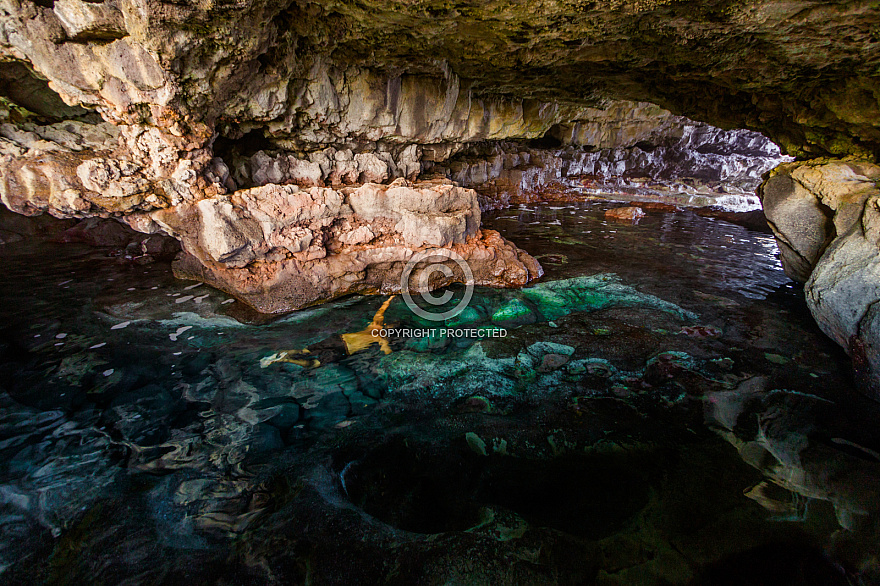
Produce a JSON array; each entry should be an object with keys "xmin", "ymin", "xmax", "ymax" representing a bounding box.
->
[
  {"xmin": 0, "ymin": 0, "xmax": 879, "ymax": 329},
  {"xmin": 150, "ymin": 178, "xmax": 542, "ymax": 313},
  {"xmin": 760, "ymin": 158, "xmax": 880, "ymax": 398}
]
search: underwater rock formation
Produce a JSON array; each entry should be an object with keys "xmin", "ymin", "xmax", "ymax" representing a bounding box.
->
[{"xmin": 706, "ymin": 380, "xmax": 880, "ymax": 533}]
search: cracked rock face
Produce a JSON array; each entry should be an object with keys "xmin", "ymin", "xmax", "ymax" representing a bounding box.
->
[
  {"xmin": 4, "ymin": 0, "xmax": 872, "ymax": 157},
  {"xmin": 151, "ymin": 178, "xmax": 541, "ymax": 313}
]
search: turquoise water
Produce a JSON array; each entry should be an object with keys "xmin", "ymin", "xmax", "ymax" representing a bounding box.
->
[{"xmin": 1, "ymin": 202, "xmax": 878, "ymax": 584}]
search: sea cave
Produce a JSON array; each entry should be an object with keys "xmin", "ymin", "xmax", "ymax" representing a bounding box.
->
[{"xmin": 1, "ymin": 1, "xmax": 880, "ymax": 584}]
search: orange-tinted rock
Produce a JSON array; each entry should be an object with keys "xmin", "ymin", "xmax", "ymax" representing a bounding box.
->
[
  {"xmin": 629, "ymin": 201, "xmax": 680, "ymax": 213},
  {"xmin": 604, "ymin": 206, "xmax": 645, "ymax": 222},
  {"xmin": 157, "ymin": 179, "xmax": 543, "ymax": 313}
]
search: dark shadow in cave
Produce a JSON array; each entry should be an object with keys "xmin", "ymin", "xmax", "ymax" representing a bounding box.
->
[{"xmin": 340, "ymin": 436, "xmax": 655, "ymax": 539}]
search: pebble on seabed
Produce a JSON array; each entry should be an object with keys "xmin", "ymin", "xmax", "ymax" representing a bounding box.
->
[{"xmin": 169, "ymin": 326, "xmax": 192, "ymax": 341}]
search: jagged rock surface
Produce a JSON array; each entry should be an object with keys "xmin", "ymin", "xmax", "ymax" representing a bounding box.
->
[
  {"xmin": 149, "ymin": 178, "xmax": 541, "ymax": 313},
  {"xmin": 4, "ymin": 0, "xmax": 878, "ymax": 157}
]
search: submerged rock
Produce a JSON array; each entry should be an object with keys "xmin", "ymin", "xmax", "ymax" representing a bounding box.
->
[
  {"xmin": 706, "ymin": 383, "xmax": 880, "ymax": 538},
  {"xmin": 522, "ymin": 342, "xmax": 575, "ymax": 373},
  {"xmin": 605, "ymin": 206, "xmax": 646, "ymax": 222},
  {"xmin": 491, "ymin": 298, "xmax": 536, "ymax": 326},
  {"xmin": 374, "ymin": 273, "xmax": 697, "ymax": 397}
]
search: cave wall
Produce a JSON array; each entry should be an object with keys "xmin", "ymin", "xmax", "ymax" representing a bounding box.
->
[
  {"xmin": 431, "ymin": 121, "xmax": 786, "ymax": 210},
  {"xmin": 3, "ymin": 1, "xmax": 879, "ymax": 159},
  {"xmin": 760, "ymin": 158, "xmax": 880, "ymax": 400}
]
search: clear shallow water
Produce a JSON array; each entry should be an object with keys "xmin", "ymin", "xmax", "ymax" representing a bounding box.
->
[
  {"xmin": 564, "ymin": 183, "xmax": 766, "ymax": 212},
  {"xmin": 1, "ymin": 202, "xmax": 880, "ymax": 584}
]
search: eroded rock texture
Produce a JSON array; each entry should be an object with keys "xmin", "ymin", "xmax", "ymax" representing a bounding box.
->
[
  {"xmin": 148, "ymin": 178, "xmax": 540, "ymax": 312},
  {"xmin": 761, "ymin": 159, "xmax": 880, "ymax": 397}
]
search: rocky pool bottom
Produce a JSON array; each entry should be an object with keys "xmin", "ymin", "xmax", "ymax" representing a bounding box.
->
[{"xmin": 1, "ymin": 202, "xmax": 880, "ymax": 585}]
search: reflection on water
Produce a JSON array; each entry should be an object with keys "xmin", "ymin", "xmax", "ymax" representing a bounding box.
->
[
  {"xmin": 492, "ymin": 203, "xmax": 788, "ymax": 301},
  {"xmin": 1, "ymin": 202, "xmax": 879, "ymax": 584}
]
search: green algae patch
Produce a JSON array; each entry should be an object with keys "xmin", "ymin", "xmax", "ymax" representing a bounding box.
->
[
  {"xmin": 491, "ymin": 298, "xmax": 535, "ymax": 326},
  {"xmin": 522, "ymin": 274, "xmax": 697, "ymax": 322},
  {"xmin": 375, "ymin": 343, "xmax": 520, "ymax": 397},
  {"xmin": 446, "ymin": 306, "xmax": 483, "ymax": 327},
  {"xmin": 388, "ymin": 274, "xmax": 695, "ymax": 336}
]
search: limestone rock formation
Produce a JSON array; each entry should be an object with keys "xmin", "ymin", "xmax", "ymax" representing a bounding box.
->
[
  {"xmin": 605, "ymin": 206, "xmax": 645, "ymax": 222},
  {"xmin": 3, "ymin": 0, "xmax": 875, "ymax": 157},
  {"xmin": 760, "ymin": 159, "xmax": 880, "ymax": 397},
  {"xmin": 150, "ymin": 178, "xmax": 541, "ymax": 313}
]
